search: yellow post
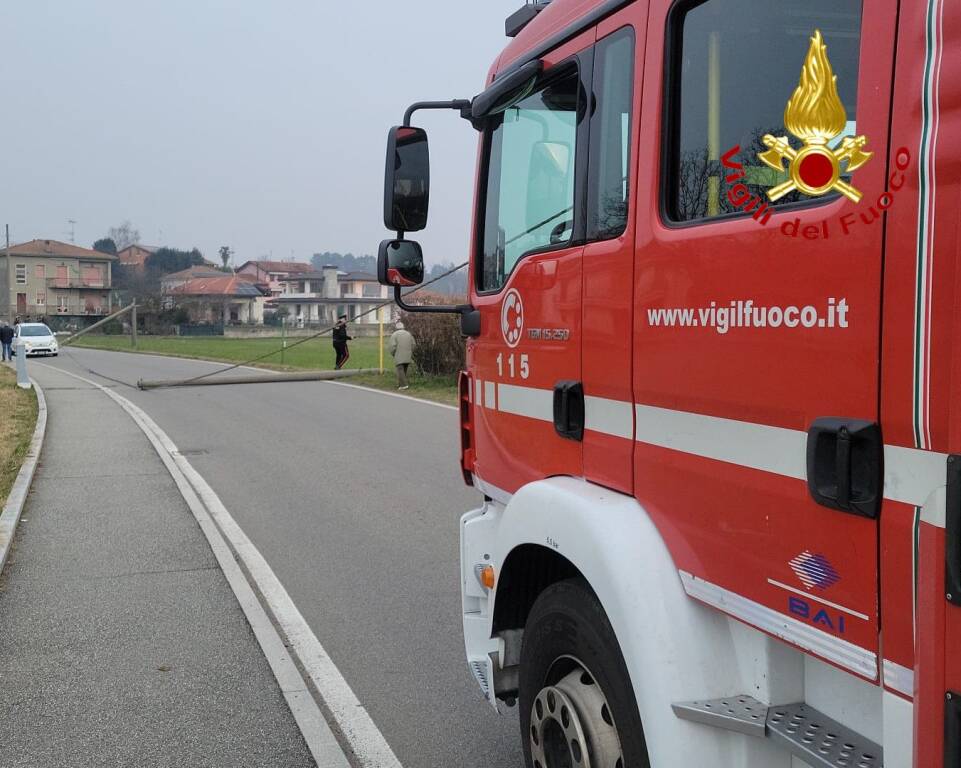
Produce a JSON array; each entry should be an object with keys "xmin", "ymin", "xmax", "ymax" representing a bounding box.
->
[
  {"xmin": 707, "ymin": 30, "xmax": 721, "ymax": 216},
  {"xmin": 379, "ymin": 311, "xmax": 384, "ymax": 375}
]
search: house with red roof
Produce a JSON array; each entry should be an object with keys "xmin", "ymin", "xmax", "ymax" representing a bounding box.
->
[
  {"xmin": 1, "ymin": 239, "xmax": 115, "ymax": 321},
  {"xmin": 167, "ymin": 275, "xmax": 268, "ymax": 325}
]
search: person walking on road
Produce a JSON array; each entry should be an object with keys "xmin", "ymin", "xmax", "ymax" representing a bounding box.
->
[
  {"xmin": 0, "ymin": 322, "xmax": 13, "ymax": 362},
  {"xmin": 388, "ymin": 320, "xmax": 416, "ymax": 390},
  {"xmin": 333, "ymin": 315, "xmax": 352, "ymax": 370}
]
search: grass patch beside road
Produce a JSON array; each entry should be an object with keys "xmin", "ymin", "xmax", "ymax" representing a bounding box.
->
[
  {"xmin": 0, "ymin": 367, "xmax": 38, "ymax": 508},
  {"xmin": 73, "ymin": 334, "xmax": 384, "ymax": 371},
  {"xmin": 72, "ymin": 335, "xmax": 459, "ymax": 405}
]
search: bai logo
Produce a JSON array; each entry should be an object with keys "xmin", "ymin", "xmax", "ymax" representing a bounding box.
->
[
  {"xmin": 721, "ymin": 29, "xmax": 909, "ymax": 237},
  {"xmin": 501, "ymin": 289, "xmax": 524, "ymax": 348}
]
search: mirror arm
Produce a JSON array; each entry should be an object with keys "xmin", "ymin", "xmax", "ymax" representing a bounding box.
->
[
  {"xmin": 393, "ymin": 285, "xmax": 471, "ymax": 315},
  {"xmin": 403, "ymin": 100, "xmax": 473, "ymax": 128}
]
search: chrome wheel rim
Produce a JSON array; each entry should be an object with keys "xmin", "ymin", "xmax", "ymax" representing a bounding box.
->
[{"xmin": 529, "ymin": 662, "xmax": 623, "ymax": 768}]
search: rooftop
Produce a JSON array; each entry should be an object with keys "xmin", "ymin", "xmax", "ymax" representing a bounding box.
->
[
  {"xmin": 169, "ymin": 275, "xmax": 266, "ymax": 297},
  {"xmin": 5, "ymin": 239, "xmax": 116, "ymax": 261},
  {"xmin": 238, "ymin": 260, "xmax": 314, "ymax": 275}
]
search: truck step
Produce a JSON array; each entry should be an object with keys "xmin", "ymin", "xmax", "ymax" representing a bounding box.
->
[
  {"xmin": 673, "ymin": 696, "xmax": 883, "ymax": 768},
  {"xmin": 671, "ymin": 695, "xmax": 768, "ymax": 737}
]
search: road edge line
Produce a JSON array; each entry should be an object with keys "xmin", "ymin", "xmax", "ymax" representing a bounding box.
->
[
  {"xmin": 323, "ymin": 380, "xmax": 456, "ymax": 411},
  {"xmin": 0, "ymin": 377, "xmax": 47, "ymax": 575},
  {"xmin": 35, "ymin": 362, "xmax": 403, "ymax": 768}
]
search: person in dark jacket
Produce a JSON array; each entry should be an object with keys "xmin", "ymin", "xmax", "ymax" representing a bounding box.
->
[
  {"xmin": 332, "ymin": 315, "xmax": 351, "ymax": 369},
  {"xmin": 0, "ymin": 322, "xmax": 14, "ymax": 361}
]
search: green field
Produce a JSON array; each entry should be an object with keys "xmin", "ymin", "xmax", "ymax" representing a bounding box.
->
[{"xmin": 71, "ymin": 334, "xmax": 458, "ymax": 404}]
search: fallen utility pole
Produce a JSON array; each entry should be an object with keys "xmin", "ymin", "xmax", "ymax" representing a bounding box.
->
[
  {"xmin": 61, "ymin": 303, "xmax": 136, "ymax": 347},
  {"xmin": 137, "ymin": 367, "xmax": 380, "ymax": 391}
]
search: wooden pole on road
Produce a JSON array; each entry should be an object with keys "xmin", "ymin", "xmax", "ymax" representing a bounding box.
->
[{"xmin": 138, "ymin": 367, "xmax": 379, "ymax": 391}]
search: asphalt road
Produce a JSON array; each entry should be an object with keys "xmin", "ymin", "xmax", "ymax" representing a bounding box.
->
[{"xmin": 40, "ymin": 347, "xmax": 523, "ymax": 768}]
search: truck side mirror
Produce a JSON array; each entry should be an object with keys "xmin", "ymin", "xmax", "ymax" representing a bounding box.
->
[
  {"xmin": 378, "ymin": 239, "xmax": 425, "ymax": 287},
  {"xmin": 384, "ymin": 126, "xmax": 430, "ymax": 232}
]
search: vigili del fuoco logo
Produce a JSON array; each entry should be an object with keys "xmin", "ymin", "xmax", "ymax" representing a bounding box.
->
[{"xmin": 721, "ymin": 29, "xmax": 910, "ymax": 238}]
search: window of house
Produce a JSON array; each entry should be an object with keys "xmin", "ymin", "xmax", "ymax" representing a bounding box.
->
[
  {"xmin": 665, "ymin": 0, "xmax": 863, "ymax": 222},
  {"xmin": 15, "ymin": 265, "xmax": 26, "ymax": 284},
  {"xmin": 36, "ymin": 292, "xmax": 44, "ymax": 306},
  {"xmin": 478, "ymin": 68, "xmax": 580, "ymax": 292},
  {"xmin": 340, "ymin": 284, "xmax": 349, "ymax": 297},
  {"xmin": 34, "ymin": 264, "xmax": 45, "ymax": 279},
  {"xmin": 362, "ymin": 284, "xmax": 380, "ymax": 298},
  {"xmin": 589, "ymin": 27, "xmax": 635, "ymax": 239},
  {"xmin": 57, "ymin": 295, "xmax": 68, "ymax": 311}
]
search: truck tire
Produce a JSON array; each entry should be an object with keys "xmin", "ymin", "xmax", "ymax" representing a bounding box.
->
[{"xmin": 519, "ymin": 578, "xmax": 649, "ymax": 768}]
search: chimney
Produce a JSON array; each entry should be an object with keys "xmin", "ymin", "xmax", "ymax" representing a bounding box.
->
[{"xmin": 322, "ymin": 265, "xmax": 339, "ymax": 298}]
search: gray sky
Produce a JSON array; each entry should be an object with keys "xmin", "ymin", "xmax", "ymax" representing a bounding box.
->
[{"xmin": 0, "ymin": 0, "xmax": 521, "ymax": 266}]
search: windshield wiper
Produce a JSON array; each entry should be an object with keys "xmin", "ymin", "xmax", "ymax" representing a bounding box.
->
[{"xmin": 505, "ymin": 204, "xmax": 574, "ymax": 245}]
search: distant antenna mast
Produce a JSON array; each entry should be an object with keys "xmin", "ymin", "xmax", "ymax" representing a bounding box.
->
[{"xmin": 67, "ymin": 219, "xmax": 77, "ymax": 244}]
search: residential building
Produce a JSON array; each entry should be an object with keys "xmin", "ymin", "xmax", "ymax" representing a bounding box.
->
[
  {"xmin": 160, "ymin": 266, "xmax": 257, "ymax": 296},
  {"xmin": 236, "ymin": 260, "xmax": 314, "ymax": 297},
  {"xmin": 271, "ymin": 266, "xmax": 395, "ymax": 328},
  {"xmin": 116, "ymin": 244, "xmax": 158, "ymax": 270},
  {"xmin": 167, "ymin": 275, "xmax": 267, "ymax": 325},
  {"xmin": 0, "ymin": 239, "xmax": 115, "ymax": 321}
]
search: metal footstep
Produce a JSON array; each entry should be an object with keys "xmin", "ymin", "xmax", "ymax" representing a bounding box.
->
[{"xmin": 672, "ymin": 696, "xmax": 883, "ymax": 767}]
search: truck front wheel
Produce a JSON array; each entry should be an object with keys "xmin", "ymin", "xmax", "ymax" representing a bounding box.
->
[{"xmin": 519, "ymin": 579, "xmax": 649, "ymax": 768}]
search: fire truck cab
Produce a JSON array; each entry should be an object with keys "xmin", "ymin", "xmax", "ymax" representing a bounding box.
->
[{"xmin": 379, "ymin": 0, "xmax": 959, "ymax": 765}]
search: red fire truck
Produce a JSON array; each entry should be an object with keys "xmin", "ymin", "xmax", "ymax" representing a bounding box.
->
[{"xmin": 378, "ymin": 0, "xmax": 957, "ymax": 765}]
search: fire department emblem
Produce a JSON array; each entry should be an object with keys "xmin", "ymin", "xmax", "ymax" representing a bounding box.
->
[
  {"xmin": 758, "ymin": 30, "xmax": 872, "ymax": 203},
  {"xmin": 789, "ymin": 551, "xmax": 840, "ymax": 591},
  {"xmin": 501, "ymin": 289, "xmax": 524, "ymax": 348}
]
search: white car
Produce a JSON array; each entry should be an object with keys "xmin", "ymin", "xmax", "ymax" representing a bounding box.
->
[{"xmin": 14, "ymin": 323, "xmax": 59, "ymax": 357}]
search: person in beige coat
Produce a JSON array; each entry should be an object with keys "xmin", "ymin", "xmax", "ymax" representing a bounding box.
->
[{"xmin": 388, "ymin": 321, "xmax": 416, "ymax": 390}]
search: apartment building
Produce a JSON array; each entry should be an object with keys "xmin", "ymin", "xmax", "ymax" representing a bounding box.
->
[{"xmin": 0, "ymin": 239, "xmax": 114, "ymax": 321}]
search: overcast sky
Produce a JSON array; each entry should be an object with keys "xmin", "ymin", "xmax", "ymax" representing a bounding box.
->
[{"xmin": 0, "ymin": 0, "xmax": 521, "ymax": 266}]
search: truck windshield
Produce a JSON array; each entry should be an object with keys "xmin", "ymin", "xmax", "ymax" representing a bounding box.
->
[{"xmin": 479, "ymin": 69, "xmax": 579, "ymax": 292}]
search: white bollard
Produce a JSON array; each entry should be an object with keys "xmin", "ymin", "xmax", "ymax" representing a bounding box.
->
[{"xmin": 14, "ymin": 340, "xmax": 30, "ymax": 389}]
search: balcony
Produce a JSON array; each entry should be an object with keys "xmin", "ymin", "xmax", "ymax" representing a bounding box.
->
[
  {"xmin": 51, "ymin": 305, "xmax": 110, "ymax": 316},
  {"xmin": 47, "ymin": 278, "xmax": 109, "ymax": 290}
]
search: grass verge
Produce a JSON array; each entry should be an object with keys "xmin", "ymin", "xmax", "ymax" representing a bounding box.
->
[
  {"xmin": 72, "ymin": 335, "xmax": 459, "ymax": 405},
  {"xmin": 0, "ymin": 366, "xmax": 38, "ymax": 508}
]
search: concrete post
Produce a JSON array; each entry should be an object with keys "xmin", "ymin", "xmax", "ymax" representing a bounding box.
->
[
  {"xmin": 130, "ymin": 302, "xmax": 138, "ymax": 348},
  {"xmin": 14, "ymin": 340, "xmax": 30, "ymax": 389}
]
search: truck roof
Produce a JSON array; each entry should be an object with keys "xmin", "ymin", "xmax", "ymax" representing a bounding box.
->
[{"xmin": 496, "ymin": 0, "xmax": 603, "ymax": 75}]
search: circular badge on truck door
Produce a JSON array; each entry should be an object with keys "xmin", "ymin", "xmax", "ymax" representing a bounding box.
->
[{"xmin": 501, "ymin": 289, "xmax": 524, "ymax": 348}]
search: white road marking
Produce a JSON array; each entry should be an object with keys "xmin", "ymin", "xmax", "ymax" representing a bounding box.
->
[
  {"xmin": 37, "ymin": 362, "xmax": 404, "ymax": 768},
  {"xmin": 324, "ymin": 379, "xmax": 457, "ymax": 411}
]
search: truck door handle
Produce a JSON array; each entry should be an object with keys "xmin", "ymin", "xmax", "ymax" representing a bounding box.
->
[
  {"xmin": 946, "ymin": 691, "xmax": 961, "ymax": 765},
  {"xmin": 553, "ymin": 381, "xmax": 584, "ymax": 442},
  {"xmin": 946, "ymin": 455, "xmax": 961, "ymax": 607},
  {"xmin": 806, "ymin": 418, "xmax": 882, "ymax": 518}
]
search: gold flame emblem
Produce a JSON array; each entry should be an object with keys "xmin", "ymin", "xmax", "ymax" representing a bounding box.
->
[{"xmin": 758, "ymin": 30, "xmax": 872, "ymax": 203}]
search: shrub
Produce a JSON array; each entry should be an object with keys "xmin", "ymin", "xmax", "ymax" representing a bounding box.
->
[{"xmin": 400, "ymin": 294, "xmax": 466, "ymax": 376}]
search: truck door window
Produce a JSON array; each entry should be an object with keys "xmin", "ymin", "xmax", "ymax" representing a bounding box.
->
[
  {"xmin": 589, "ymin": 27, "xmax": 634, "ymax": 240},
  {"xmin": 665, "ymin": 0, "xmax": 863, "ymax": 223},
  {"xmin": 479, "ymin": 69, "xmax": 579, "ymax": 293}
]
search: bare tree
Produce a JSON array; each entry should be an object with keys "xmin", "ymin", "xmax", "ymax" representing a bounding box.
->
[{"xmin": 107, "ymin": 221, "xmax": 141, "ymax": 251}]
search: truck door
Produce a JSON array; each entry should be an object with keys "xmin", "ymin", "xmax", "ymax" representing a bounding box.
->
[
  {"xmin": 469, "ymin": 33, "xmax": 596, "ymax": 497},
  {"xmin": 632, "ymin": 0, "xmax": 897, "ymax": 679},
  {"xmin": 581, "ymin": 7, "xmax": 647, "ymax": 494}
]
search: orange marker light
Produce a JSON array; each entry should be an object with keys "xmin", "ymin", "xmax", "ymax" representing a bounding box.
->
[{"xmin": 479, "ymin": 565, "xmax": 495, "ymax": 590}]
